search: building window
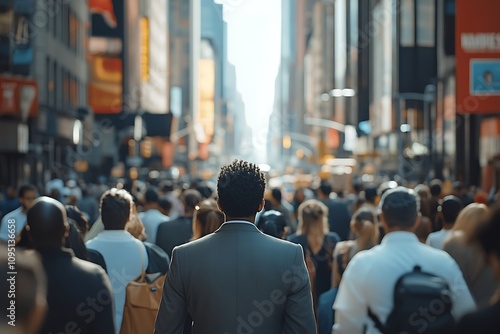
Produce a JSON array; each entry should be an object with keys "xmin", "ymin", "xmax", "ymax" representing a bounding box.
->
[
  {"xmin": 45, "ymin": 57, "xmax": 50, "ymax": 106},
  {"xmin": 54, "ymin": 63, "xmax": 60, "ymax": 110},
  {"xmin": 47, "ymin": 0, "xmax": 54, "ymax": 37},
  {"xmin": 416, "ymin": 0, "xmax": 435, "ymax": 47},
  {"xmin": 400, "ymin": 0, "xmax": 415, "ymax": 47}
]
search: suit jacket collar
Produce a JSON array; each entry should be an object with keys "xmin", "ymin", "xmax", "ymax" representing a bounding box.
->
[{"xmin": 215, "ymin": 220, "xmax": 260, "ymax": 233}]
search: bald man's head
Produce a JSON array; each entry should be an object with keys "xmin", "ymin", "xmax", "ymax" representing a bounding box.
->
[{"xmin": 27, "ymin": 196, "xmax": 69, "ymax": 249}]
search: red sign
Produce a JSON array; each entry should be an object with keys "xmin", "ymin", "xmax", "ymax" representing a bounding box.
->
[
  {"xmin": 456, "ymin": 0, "xmax": 500, "ymax": 114},
  {"xmin": 0, "ymin": 76, "xmax": 38, "ymax": 119}
]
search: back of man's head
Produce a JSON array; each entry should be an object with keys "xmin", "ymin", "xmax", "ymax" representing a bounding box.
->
[
  {"xmin": 364, "ymin": 185, "xmax": 378, "ymax": 204},
  {"xmin": 19, "ymin": 184, "xmax": 36, "ymax": 199},
  {"xmin": 100, "ymin": 188, "xmax": 132, "ymax": 230},
  {"xmin": 27, "ymin": 197, "xmax": 68, "ymax": 249},
  {"xmin": 319, "ymin": 181, "xmax": 332, "ymax": 197},
  {"xmin": 144, "ymin": 188, "xmax": 160, "ymax": 204},
  {"xmin": 379, "ymin": 187, "xmax": 419, "ymax": 229},
  {"xmin": 429, "ymin": 179, "xmax": 443, "ymax": 197},
  {"xmin": 1, "ymin": 246, "xmax": 47, "ymax": 334},
  {"xmin": 441, "ymin": 195, "xmax": 463, "ymax": 224},
  {"xmin": 256, "ymin": 210, "xmax": 286, "ymax": 239},
  {"xmin": 217, "ymin": 160, "xmax": 266, "ymax": 218},
  {"xmin": 271, "ymin": 188, "xmax": 282, "ymax": 202}
]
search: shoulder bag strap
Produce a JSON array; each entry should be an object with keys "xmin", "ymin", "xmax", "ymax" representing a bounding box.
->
[
  {"xmin": 367, "ymin": 308, "xmax": 387, "ymax": 334},
  {"xmin": 135, "ymin": 241, "xmax": 147, "ymax": 281}
]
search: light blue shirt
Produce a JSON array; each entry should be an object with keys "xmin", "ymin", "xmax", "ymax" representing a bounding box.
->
[
  {"xmin": 86, "ymin": 230, "xmax": 148, "ymax": 333},
  {"xmin": 139, "ymin": 209, "xmax": 170, "ymax": 243}
]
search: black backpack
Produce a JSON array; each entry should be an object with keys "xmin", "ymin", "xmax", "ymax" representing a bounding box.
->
[{"xmin": 368, "ymin": 265, "xmax": 456, "ymax": 334}]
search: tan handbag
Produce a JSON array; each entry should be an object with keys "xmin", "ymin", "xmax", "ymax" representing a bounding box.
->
[{"xmin": 120, "ymin": 244, "xmax": 167, "ymax": 334}]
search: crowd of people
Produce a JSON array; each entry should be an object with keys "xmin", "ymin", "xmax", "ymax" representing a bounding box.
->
[{"xmin": 1, "ymin": 162, "xmax": 499, "ymax": 333}]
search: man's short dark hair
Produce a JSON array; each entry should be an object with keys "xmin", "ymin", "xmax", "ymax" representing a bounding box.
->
[
  {"xmin": 217, "ymin": 160, "xmax": 266, "ymax": 218},
  {"xmin": 318, "ymin": 181, "xmax": 332, "ymax": 197},
  {"xmin": 379, "ymin": 186, "xmax": 420, "ymax": 229},
  {"xmin": 271, "ymin": 188, "xmax": 282, "ymax": 202},
  {"xmin": 144, "ymin": 188, "xmax": 160, "ymax": 204},
  {"xmin": 440, "ymin": 195, "xmax": 463, "ymax": 224},
  {"xmin": 19, "ymin": 184, "xmax": 36, "ymax": 198},
  {"xmin": 364, "ymin": 185, "xmax": 378, "ymax": 203},
  {"xmin": 256, "ymin": 210, "xmax": 286, "ymax": 239},
  {"xmin": 100, "ymin": 188, "xmax": 132, "ymax": 230},
  {"xmin": 429, "ymin": 179, "xmax": 442, "ymax": 196}
]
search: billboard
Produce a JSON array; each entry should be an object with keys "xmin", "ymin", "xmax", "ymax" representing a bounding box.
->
[
  {"xmin": 88, "ymin": 0, "xmax": 123, "ymax": 114},
  {"xmin": 140, "ymin": 0, "xmax": 169, "ymax": 114},
  {"xmin": 456, "ymin": 0, "xmax": 500, "ymax": 114}
]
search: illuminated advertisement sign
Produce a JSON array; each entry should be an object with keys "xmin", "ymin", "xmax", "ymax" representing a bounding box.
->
[
  {"xmin": 456, "ymin": 0, "xmax": 500, "ymax": 114},
  {"xmin": 88, "ymin": 0, "xmax": 123, "ymax": 114}
]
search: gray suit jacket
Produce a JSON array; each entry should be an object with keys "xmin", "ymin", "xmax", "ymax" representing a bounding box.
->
[{"xmin": 154, "ymin": 220, "xmax": 317, "ymax": 334}]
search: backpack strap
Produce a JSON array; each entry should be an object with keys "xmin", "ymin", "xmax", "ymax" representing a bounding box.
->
[{"xmin": 367, "ymin": 308, "xmax": 387, "ymax": 334}]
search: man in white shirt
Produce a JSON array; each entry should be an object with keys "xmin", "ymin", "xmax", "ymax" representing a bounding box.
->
[
  {"xmin": 86, "ymin": 188, "xmax": 148, "ymax": 334},
  {"xmin": 333, "ymin": 187, "xmax": 475, "ymax": 334},
  {"xmin": 426, "ymin": 195, "xmax": 463, "ymax": 250},
  {"xmin": 139, "ymin": 188, "xmax": 169, "ymax": 243},
  {"xmin": 0, "ymin": 184, "xmax": 36, "ymax": 242}
]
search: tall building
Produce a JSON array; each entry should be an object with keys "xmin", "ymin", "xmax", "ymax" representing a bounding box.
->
[
  {"xmin": 89, "ymin": 0, "xmax": 171, "ymax": 180},
  {"xmin": 270, "ymin": 0, "xmax": 312, "ymax": 170},
  {"xmin": 0, "ymin": 0, "xmax": 90, "ymax": 187}
]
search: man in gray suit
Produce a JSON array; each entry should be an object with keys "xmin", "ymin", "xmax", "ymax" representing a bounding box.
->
[{"xmin": 155, "ymin": 160, "xmax": 316, "ymax": 333}]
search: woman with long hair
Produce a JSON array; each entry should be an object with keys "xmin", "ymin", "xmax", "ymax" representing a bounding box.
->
[
  {"xmin": 318, "ymin": 207, "xmax": 379, "ymax": 334},
  {"xmin": 443, "ymin": 203, "xmax": 494, "ymax": 308},
  {"xmin": 191, "ymin": 199, "xmax": 224, "ymax": 240},
  {"xmin": 289, "ymin": 199, "xmax": 340, "ymax": 321}
]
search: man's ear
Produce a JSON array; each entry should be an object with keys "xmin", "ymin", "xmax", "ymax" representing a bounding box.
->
[
  {"xmin": 257, "ymin": 199, "xmax": 265, "ymax": 213},
  {"xmin": 216, "ymin": 198, "xmax": 223, "ymax": 213},
  {"xmin": 379, "ymin": 213, "xmax": 388, "ymax": 232},
  {"xmin": 411, "ymin": 213, "xmax": 422, "ymax": 232}
]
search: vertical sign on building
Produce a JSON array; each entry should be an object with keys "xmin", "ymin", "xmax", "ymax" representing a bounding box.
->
[{"xmin": 456, "ymin": 0, "xmax": 500, "ymax": 114}]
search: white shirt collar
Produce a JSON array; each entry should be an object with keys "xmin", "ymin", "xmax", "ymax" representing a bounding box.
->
[
  {"xmin": 381, "ymin": 231, "xmax": 419, "ymax": 244},
  {"xmin": 96, "ymin": 230, "xmax": 134, "ymax": 240}
]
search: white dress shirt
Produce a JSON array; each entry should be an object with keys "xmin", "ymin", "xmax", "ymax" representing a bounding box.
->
[
  {"xmin": 0, "ymin": 207, "xmax": 26, "ymax": 241},
  {"xmin": 139, "ymin": 209, "xmax": 169, "ymax": 243},
  {"xmin": 426, "ymin": 228, "xmax": 452, "ymax": 250},
  {"xmin": 86, "ymin": 230, "xmax": 148, "ymax": 333},
  {"xmin": 333, "ymin": 231, "xmax": 476, "ymax": 334}
]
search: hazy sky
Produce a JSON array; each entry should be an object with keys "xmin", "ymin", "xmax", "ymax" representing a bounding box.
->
[{"xmin": 218, "ymin": 0, "xmax": 281, "ymax": 160}]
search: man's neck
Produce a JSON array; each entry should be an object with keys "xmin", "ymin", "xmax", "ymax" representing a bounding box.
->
[
  {"xmin": 146, "ymin": 204, "xmax": 159, "ymax": 212},
  {"xmin": 442, "ymin": 222, "xmax": 454, "ymax": 230},
  {"xmin": 226, "ymin": 216, "xmax": 255, "ymax": 223}
]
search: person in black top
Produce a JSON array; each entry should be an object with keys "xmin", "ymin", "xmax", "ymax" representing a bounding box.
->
[
  {"xmin": 156, "ymin": 189, "xmax": 202, "ymax": 257},
  {"xmin": 456, "ymin": 204, "xmax": 500, "ymax": 334},
  {"xmin": 26, "ymin": 197, "xmax": 115, "ymax": 334}
]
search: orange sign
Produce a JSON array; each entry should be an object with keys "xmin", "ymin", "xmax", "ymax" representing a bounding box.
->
[
  {"xmin": 0, "ymin": 76, "xmax": 38, "ymax": 119},
  {"xmin": 456, "ymin": 0, "xmax": 500, "ymax": 114},
  {"xmin": 88, "ymin": 56, "xmax": 122, "ymax": 113}
]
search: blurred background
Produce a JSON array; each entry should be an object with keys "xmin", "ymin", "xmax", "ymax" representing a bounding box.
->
[{"xmin": 0, "ymin": 0, "xmax": 499, "ymax": 195}]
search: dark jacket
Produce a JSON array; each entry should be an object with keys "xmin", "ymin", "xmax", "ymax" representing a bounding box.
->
[
  {"xmin": 37, "ymin": 248, "xmax": 115, "ymax": 334},
  {"xmin": 456, "ymin": 300, "xmax": 500, "ymax": 334},
  {"xmin": 156, "ymin": 216, "xmax": 193, "ymax": 258},
  {"xmin": 320, "ymin": 198, "xmax": 352, "ymax": 241}
]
